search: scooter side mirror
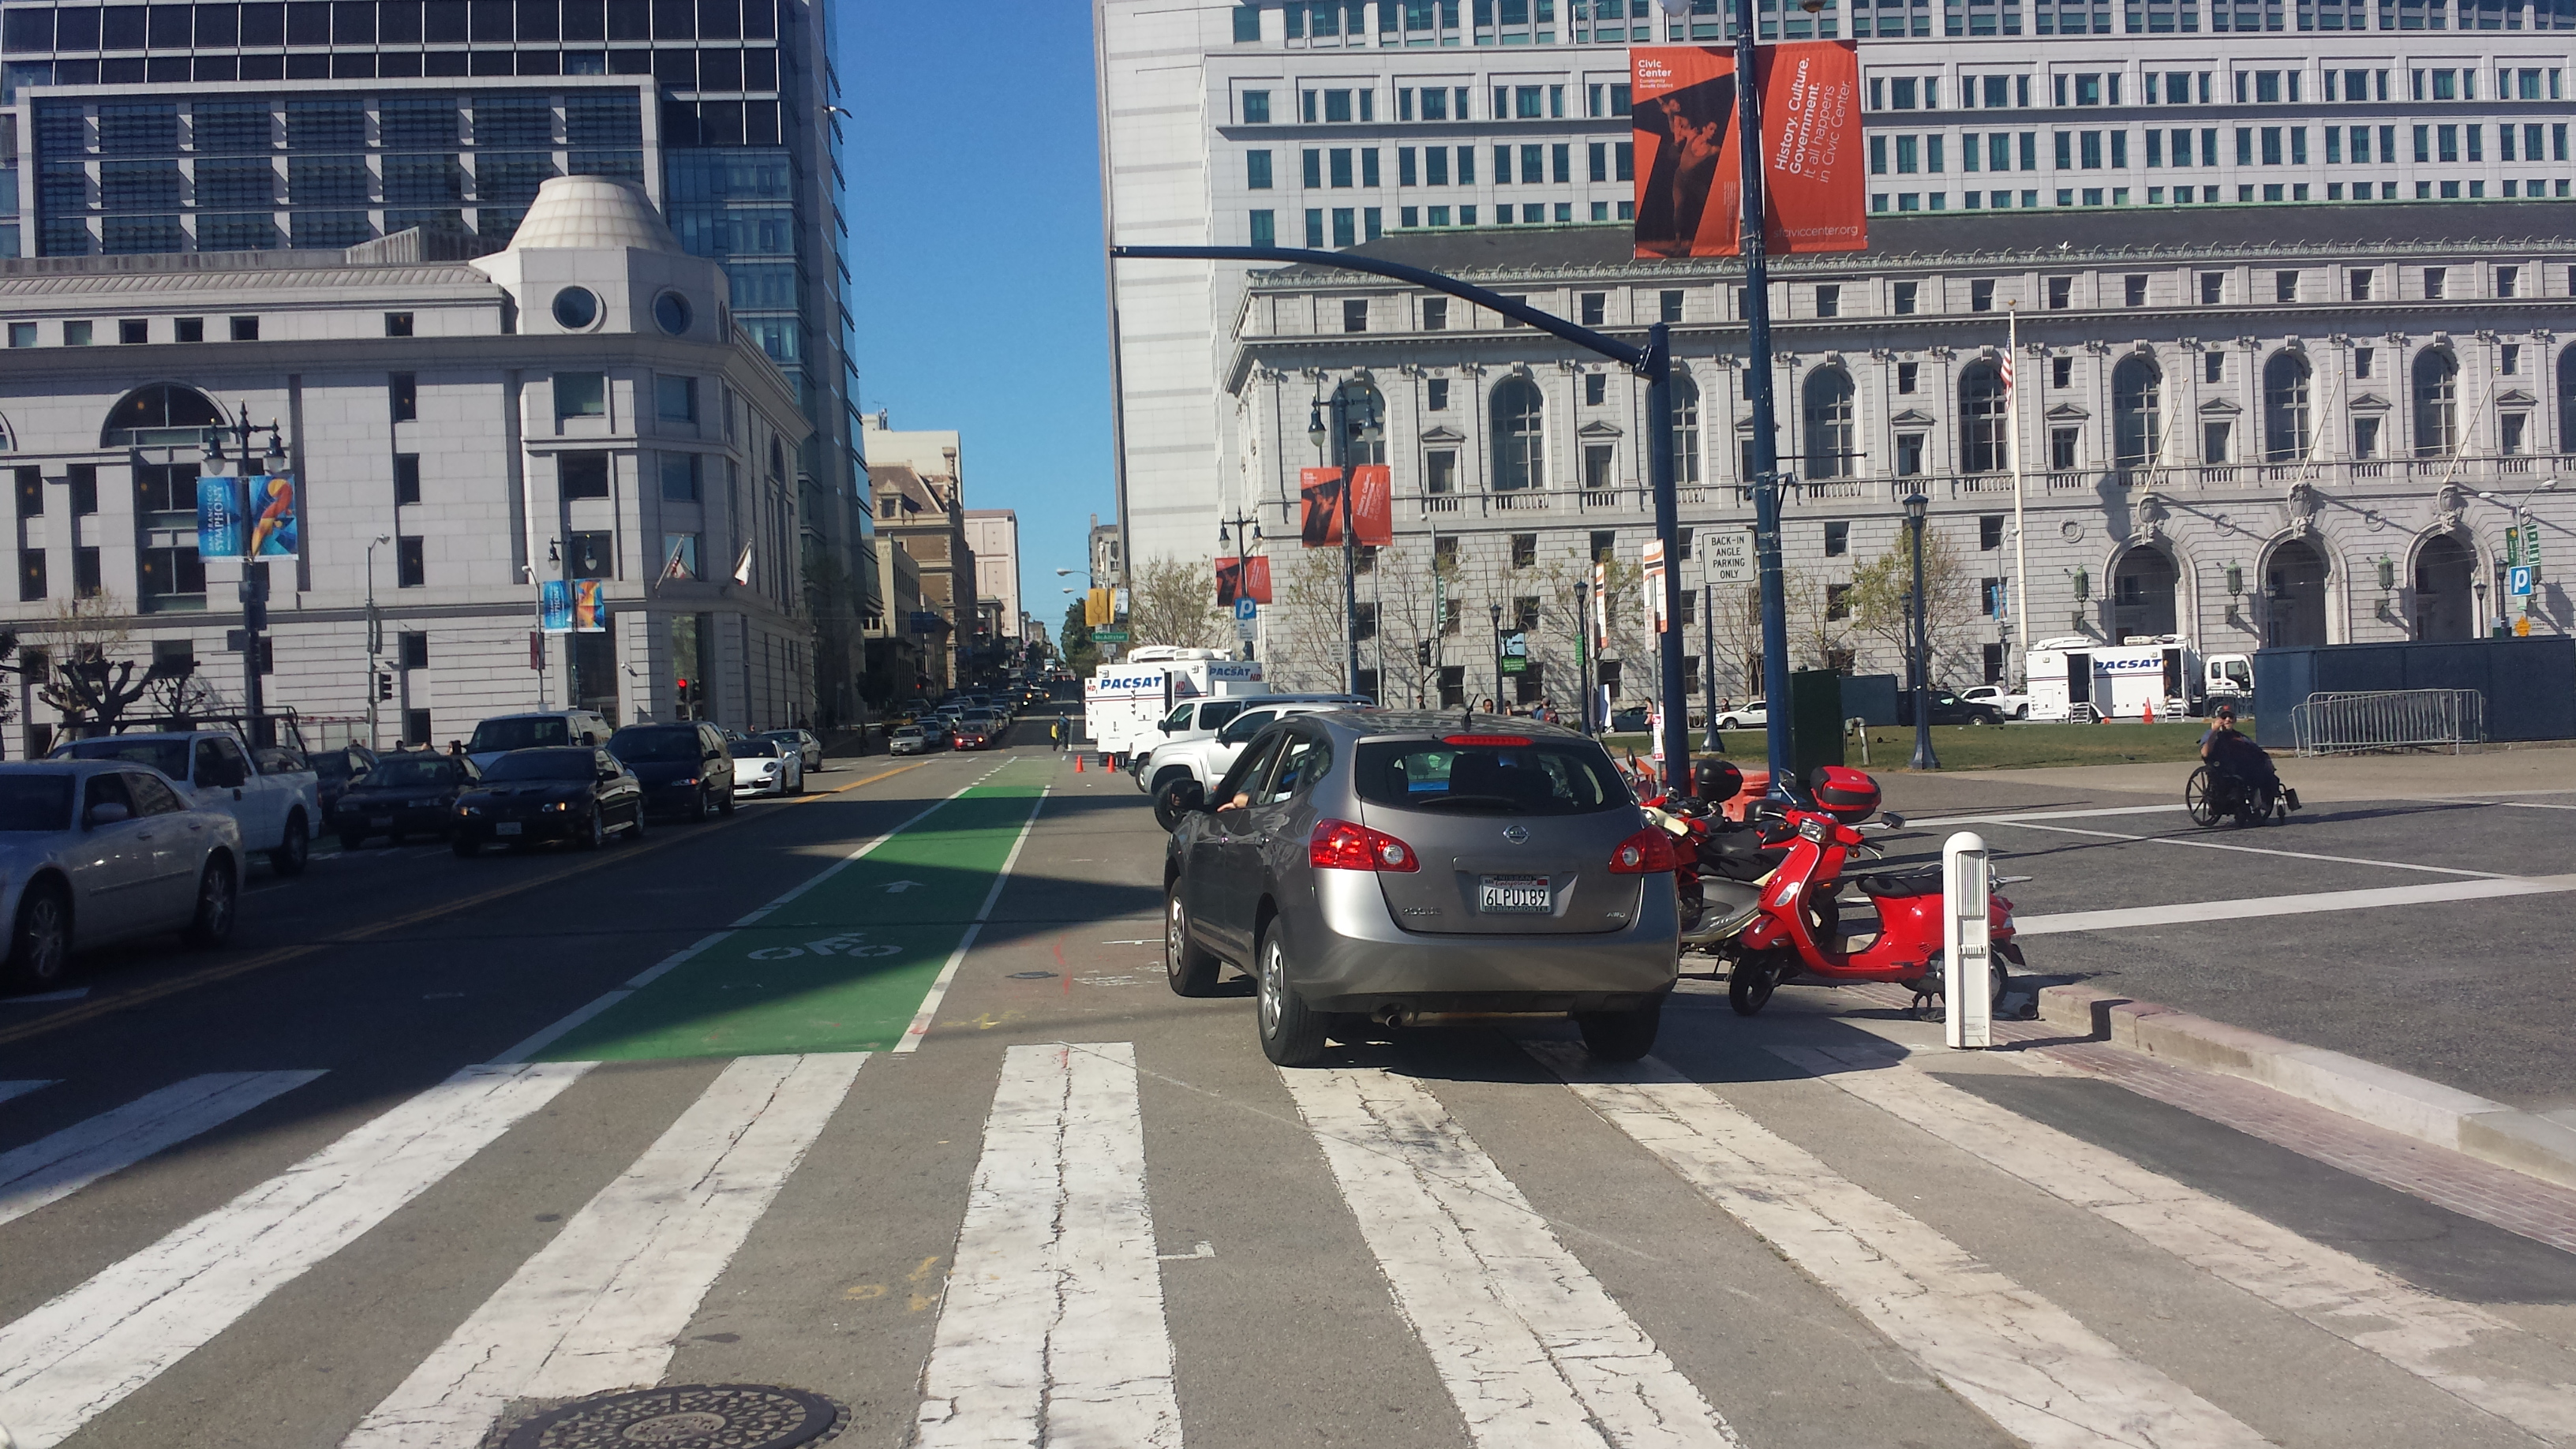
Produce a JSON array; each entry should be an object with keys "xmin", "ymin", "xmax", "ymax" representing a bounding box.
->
[{"xmin": 1878, "ymin": 811, "xmax": 1907, "ymax": 829}]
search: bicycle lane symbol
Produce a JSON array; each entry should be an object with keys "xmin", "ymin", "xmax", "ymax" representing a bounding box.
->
[{"xmin": 748, "ymin": 930, "xmax": 904, "ymax": 961}]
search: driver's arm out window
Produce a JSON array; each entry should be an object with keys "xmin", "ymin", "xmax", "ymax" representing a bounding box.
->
[
  {"xmin": 1262, "ymin": 733, "xmax": 1331, "ymax": 805},
  {"xmin": 1214, "ymin": 732, "xmax": 1286, "ymax": 806}
]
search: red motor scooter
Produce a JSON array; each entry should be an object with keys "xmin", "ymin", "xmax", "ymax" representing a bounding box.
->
[{"xmin": 1714, "ymin": 766, "xmax": 2024, "ymax": 1017}]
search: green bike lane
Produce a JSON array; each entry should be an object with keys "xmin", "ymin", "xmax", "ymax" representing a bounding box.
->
[{"xmin": 528, "ymin": 757, "xmax": 1051, "ymax": 1063}]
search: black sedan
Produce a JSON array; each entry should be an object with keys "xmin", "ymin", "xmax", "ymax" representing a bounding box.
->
[
  {"xmin": 334, "ymin": 751, "xmax": 479, "ymax": 848},
  {"xmin": 605, "ymin": 722, "xmax": 737, "ymax": 819},
  {"xmin": 1895, "ymin": 689, "xmax": 2007, "ymax": 727},
  {"xmin": 451, "ymin": 748, "xmax": 646, "ymax": 855}
]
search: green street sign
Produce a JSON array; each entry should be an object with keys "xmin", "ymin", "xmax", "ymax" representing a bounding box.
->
[
  {"xmin": 1091, "ymin": 628, "xmax": 1129, "ymax": 642},
  {"xmin": 1501, "ymin": 657, "xmax": 1527, "ymax": 675}
]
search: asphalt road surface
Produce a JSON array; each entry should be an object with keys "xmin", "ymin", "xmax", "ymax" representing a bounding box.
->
[{"xmin": 3, "ymin": 730, "xmax": 2573, "ymax": 1449}]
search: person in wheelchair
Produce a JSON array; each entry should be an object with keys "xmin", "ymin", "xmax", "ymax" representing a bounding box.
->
[{"xmin": 2198, "ymin": 706, "xmax": 2295, "ymax": 813}]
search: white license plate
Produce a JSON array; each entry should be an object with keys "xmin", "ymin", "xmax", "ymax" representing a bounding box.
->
[
  {"xmin": 494, "ymin": 822, "xmax": 522, "ymax": 837},
  {"xmin": 1477, "ymin": 875, "xmax": 1552, "ymax": 913}
]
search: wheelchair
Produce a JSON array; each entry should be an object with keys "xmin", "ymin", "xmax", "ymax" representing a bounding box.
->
[{"xmin": 2185, "ymin": 760, "xmax": 2297, "ymax": 828}]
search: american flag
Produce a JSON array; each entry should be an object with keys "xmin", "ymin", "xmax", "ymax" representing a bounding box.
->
[{"xmin": 1998, "ymin": 351, "xmax": 2014, "ymax": 398}]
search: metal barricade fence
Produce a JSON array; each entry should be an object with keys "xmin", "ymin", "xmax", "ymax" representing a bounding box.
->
[{"xmin": 2287, "ymin": 689, "xmax": 2485, "ymax": 756}]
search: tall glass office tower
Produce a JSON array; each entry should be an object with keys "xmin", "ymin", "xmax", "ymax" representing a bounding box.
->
[{"xmin": 0, "ymin": 0, "xmax": 876, "ymax": 714}]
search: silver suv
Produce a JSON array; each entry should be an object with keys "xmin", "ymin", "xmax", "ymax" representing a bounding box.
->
[{"xmin": 1163, "ymin": 710, "xmax": 1680, "ymax": 1065}]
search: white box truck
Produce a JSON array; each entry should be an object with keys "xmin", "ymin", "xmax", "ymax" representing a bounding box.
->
[
  {"xmin": 2024, "ymin": 635, "xmax": 2254, "ymax": 721},
  {"xmin": 1083, "ymin": 648, "xmax": 1265, "ymax": 758}
]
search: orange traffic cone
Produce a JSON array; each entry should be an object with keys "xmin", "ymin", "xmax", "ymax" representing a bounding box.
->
[
  {"xmin": 2144, "ymin": 698, "xmax": 2156, "ymax": 724},
  {"xmin": 1076, "ymin": 752, "xmax": 1085, "ymax": 772}
]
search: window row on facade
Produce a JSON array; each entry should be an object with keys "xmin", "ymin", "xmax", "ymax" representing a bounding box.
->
[
  {"xmin": 35, "ymin": 92, "xmax": 642, "ymax": 154},
  {"xmin": 1228, "ymin": 0, "xmax": 2576, "ymax": 45},
  {"xmin": 1869, "ymin": 120, "xmax": 2574, "ymax": 173},
  {"xmin": 0, "ymin": 0, "xmax": 784, "ymax": 54},
  {"xmin": 1867, "ymin": 63, "xmax": 2568, "ymax": 109}
]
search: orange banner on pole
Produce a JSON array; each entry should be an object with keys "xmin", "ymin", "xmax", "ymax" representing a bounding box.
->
[
  {"xmin": 1631, "ymin": 40, "xmax": 1863, "ymax": 260},
  {"xmin": 1298, "ymin": 466, "xmax": 1393, "ymax": 547},
  {"xmin": 1215, "ymin": 554, "xmax": 1275, "ymax": 605}
]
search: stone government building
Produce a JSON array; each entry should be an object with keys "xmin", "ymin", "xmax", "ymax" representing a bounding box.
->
[
  {"xmin": 1226, "ymin": 204, "xmax": 2573, "ymax": 702},
  {"xmin": 0, "ymin": 176, "xmax": 816, "ymax": 755}
]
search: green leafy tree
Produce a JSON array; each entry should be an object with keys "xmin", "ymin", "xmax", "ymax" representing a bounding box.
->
[
  {"xmin": 1058, "ymin": 599, "xmax": 1100, "ymax": 676},
  {"xmin": 1845, "ymin": 527, "xmax": 1982, "ymax": 686}
]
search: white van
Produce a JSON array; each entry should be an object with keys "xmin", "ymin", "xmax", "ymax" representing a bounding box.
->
[{"xmin": 462, "ymin": 710, "xmax": 614, "ymax": 770}]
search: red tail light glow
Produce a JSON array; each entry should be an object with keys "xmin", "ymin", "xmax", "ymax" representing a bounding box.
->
[
  {"xmin": 1309, "ymin": 818, "xmax": 1421, "ymax": 872},
  {"xmin": 1443, "ymin": 734, "xmax": 1533, "ymax": 747},
  {"xmin": 1608, "ymin": 826, "xmax": 1678, "ymax": 874}
]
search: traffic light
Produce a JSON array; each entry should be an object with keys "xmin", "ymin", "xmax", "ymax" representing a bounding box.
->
[
  {"xmin": 1417, "ymin": 641, "xmax": 1432, "ymax": 667},
  {"xmin": 374, "ymin": 670, "xmax": 394, "ymax": 702}
]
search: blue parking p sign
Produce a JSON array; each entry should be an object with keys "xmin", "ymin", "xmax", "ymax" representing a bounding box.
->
[
  {"xmin": 1234, "ymin": 597, "xmax": 1259, "ymax": 621},
  {"xmin": 2509, "ymin": 564, "xmax": 2536, "ymax": 597}
]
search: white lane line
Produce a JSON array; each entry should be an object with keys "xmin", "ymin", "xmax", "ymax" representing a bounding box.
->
[
  {"xmin": 343, "ymin": 1052, "xmax": 866, "ymax": 1448},
  {"xmin": 488, "ymin": 769, "xmax": 996, "ymax": 1065},
  {"xmin": 915, "ymin": 1042, "xmax": 1178, "ymax": 1449},
  {"xmin": 1780, "ymin": 1044, "xmax": 2576, "ymax": 1444},
  {"xmin": 1983, "ymin": 818, "xmax": 2510, "ymax": 878},
  {"xmin": 2013, "ymin": 873, "xmax": 2576, "ymax": 936},
  {"xmin": 0, "ymin": 1061, "xmax": 591, "ymax": 1449},
  {"xmin": 2, "ymin": 988, "xmax": 88, "ymax": 1005},
  {"xmin": 1904, "ymin": 803, "xmax": 2195, "ymax": 829},
  {"xmin": 0, "ymin": 1072, "xmax": 326, "ymax": 1229},
  {"xmin": 1530, "ymin": 1044, "xmax": 2268, "ymax": 1449},
  {"xmin": 1282, "ymin": 1063, "xmax": 1738, "ymax": 1449},
  {"xmin": 893, "ymin": 784, "xmax": 1050, "ymax": 1054},
  {"xmin": 0, "ymin": 1080, "xmax": 54, "ymax": 1107}
]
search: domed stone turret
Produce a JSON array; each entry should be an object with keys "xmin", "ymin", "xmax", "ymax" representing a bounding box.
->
[{"xmin": 503, "ymin": 176, "xmax": 683, "ymax": 255}]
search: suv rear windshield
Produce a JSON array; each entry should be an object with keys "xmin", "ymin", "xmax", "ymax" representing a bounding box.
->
[
  {"xmin": 58, "ymin": 737, "xmax": 189, "ymax": 779},
  {"xmin": 469, "ymin": 717, "xmax": 571, "ymax": 752},
  {"xmin": 1354, "ymin": 738, "xmax": 1631, "ymax": 815},
  {"xmin": 608, "ymin": 728, "xmax": 702, "ymax": 762}
]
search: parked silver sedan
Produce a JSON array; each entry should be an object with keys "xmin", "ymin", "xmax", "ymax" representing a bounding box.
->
[
  {"xmin": 0, "ymin": 761, "xmax": 244, "ymax": 992},
  {"xmin": 1162, "ymin": 710, "xmax": 1679, "ymax": 1065}
]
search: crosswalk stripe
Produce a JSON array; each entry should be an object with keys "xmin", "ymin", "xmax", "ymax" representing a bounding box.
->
[
  {"xmin": 1777, "ymin": 1043, "xmax": 2576, "ymax": 1443},
  {"xmin": 1528, "ymin": 1043, "xmax": 2270, "ymax": 1449},
  {"xmin": 1282, "ymin": 1063, "xmax": 1739, "ymax": 1449},
  {"xmin": 915, "ymin": 1042, "xmax": 1180, "ymax": 1448},
  {"xmin": 0, "ymin": 1071, "xmax": 327, "ymax": 1229},
  {"xmin": 0, "ymin": 1061, "xmax": 592, "ymax": 1449},
  {"xmin": 0, "ymin": 1080, "xmax": 54, "ymax": 1107},
  {"xmin": 342, "ymin": 1052, "xmax": 867, "ymax": 1448}
]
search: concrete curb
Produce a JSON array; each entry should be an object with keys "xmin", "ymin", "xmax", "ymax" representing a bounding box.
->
[{"xmin": 2038, "ymin": 983, "xmax": 2576, "ymax": 1193}]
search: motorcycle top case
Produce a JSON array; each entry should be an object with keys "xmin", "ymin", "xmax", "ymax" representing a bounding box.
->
[
  {"xmin": 1692, "ymin": 757, "xmax": 1744, "ymax": 804},
  {"xmin": 1810, "ymin": 765, "xmax": 1881, "ymax": 823}
]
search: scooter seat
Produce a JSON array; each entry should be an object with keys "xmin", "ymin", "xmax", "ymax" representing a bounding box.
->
[{"xmin": 1852, "ymin": 866, "xmax": 1945, "ymax": 899}]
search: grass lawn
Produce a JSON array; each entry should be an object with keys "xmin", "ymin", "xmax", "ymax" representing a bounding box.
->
[{"xmin": 1602, "ymin": 719, "xmax": 2243, "ymax": 771}]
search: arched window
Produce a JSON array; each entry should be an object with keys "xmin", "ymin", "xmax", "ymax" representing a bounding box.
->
[
  {"xmin": 2111, "ymin": 356, "xmax": 2162, "ymax": 466},
  {"xmin": 2262, "ymin": 352, "xmax": 2311, "ymax": 462},
  {"xmin": 1490, "ymin": 376, "xmax": 1544, "ymax": 491},
  {"xmin": 1802, "ymin": 367, "xmax": 1855, "ymax": 479},
  {"xmin": 1958, "ymin": 361, "xmax": 2008, "ymax": 474},
  {"xmin": 1671, "ymin": 371, "xmax": 1701, "ymax": 485},
  {"xmin": 2556, "ymin": 345, "xmax": 2576, "ymax": 454},
  {"xmin": 2413, "ymin": 348, "xmax": 2458, "ymax": 458},
  {"xmin": 101, "ymin": 383, "xmax": 223, "ymax": 447},
  {"xmin": 768, "ymin": 436, "xmax": 785, "ymax": 482}
]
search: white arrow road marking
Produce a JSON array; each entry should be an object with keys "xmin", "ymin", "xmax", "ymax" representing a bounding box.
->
[
  {"xmin": 1283, "ymin": 1063, "xmax": 1739, "ymax": 1449},
  {"xmin": 0, "ymin": 1071, "xmax": 326, "ymax": 1229},
  {"xmin": 0, "ymin": 1061, "xmax": 591, "ymax": 1449},
  {"xmin": 915, "ymin": 1042, "xmax": 1179, "ymax": 1448},
  {"xmin": 881, "ymin": 880, "xmax": 924, "ymax": 893},
  {"xmin": 342, "ymin": 1051, "xmax": 867, "ymax": 1448},
  {"xmin": 1528, "ymin": 1043, "xmax": 2269, "ymax": 1449},
  {"xmin": 1779, "ymin": 1043, "xmax": 2576, "ymax": 1445}
]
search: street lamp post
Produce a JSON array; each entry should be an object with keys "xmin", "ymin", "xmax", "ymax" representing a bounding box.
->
[
  {"xmin": 365, "ymin": 534, "xmax": 390, "ymax": 750},
  {"xmin": 1217, "ymin": 511, "xmax": 1264, "ymax": 661},
  {"xmin": 1702, "ymin": 581, "xmax": 1720, "ymax": 750},
  {"xmin": 204, "ymin": 403, "xmax": 286, "ymax": 748},
  {"xmin": 2473, "ymin": 576, "xmax": 2491, "ymax": 638},
  {"xmin": 2474, "ymin": 479, "xmax": 2558, "ymax": 635},
  {"xmin": 1310, "ymin": 382, "xmax": 1383, "ymax": 695},
  {"xmin": 1488, "ymin": 601, "xmax": 1504, "ymax": 713},
  {"xmin": 1904, "ymin": 492, "xmax": 1940, "ymax": 771}
]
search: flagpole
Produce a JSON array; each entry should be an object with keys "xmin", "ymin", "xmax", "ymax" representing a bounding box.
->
[{"xmin": 2008, "ymin": 300, "xmax": 2029, "ymax": 688}]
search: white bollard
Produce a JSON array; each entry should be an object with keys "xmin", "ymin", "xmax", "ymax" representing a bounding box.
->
[{"xmin": 1943, "ymin": 831, "xmax": 1993, "ymax": 1050}]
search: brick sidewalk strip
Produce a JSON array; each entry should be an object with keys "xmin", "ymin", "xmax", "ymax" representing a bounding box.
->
[{"xmin": 1839, "ymin": 982, "xmax": 2576, "ymax": 1256}]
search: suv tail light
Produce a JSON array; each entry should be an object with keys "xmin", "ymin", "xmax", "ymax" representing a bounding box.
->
[
  {"xmin": 1608, "ymin": 826, "xmax": 1678, "ymax": 874},
  {"xmin": 1310, "ymin": 818, "xmax": 1421, "ymax": 873}
]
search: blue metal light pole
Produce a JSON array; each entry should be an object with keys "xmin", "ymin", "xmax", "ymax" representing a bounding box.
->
[{"xmin": 1905, "ymin": 491, "xmax": 1941, "ymax": 770}]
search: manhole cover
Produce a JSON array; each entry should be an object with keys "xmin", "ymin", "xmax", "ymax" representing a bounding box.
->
[{"xmin": 497, "ymin": 1384, "xmax": 841, "ymax": 1449}]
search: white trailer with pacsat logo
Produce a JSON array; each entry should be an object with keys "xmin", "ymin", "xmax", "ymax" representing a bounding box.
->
[
  {"xmin": 1083, "ymin": 648, "xmax": 1266, "ymax": 758},
  {"xmin": 2025, "ymin": 635, "xmax": 2254, "ymax": 721}
]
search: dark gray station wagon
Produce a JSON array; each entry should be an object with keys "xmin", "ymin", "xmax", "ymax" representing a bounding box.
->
[{"xmin": 1163, "ymin": 710, "xmax": 1681, "ymax": 1065}]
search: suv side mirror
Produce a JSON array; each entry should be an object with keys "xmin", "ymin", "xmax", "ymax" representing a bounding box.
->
[
  {"xmin": 1170, "ymin": 781, "xmax": 1207, "ymax": 817},
  {"xmin": 87, "ymin": 802, "xmax": 132, "ymax": 826}
]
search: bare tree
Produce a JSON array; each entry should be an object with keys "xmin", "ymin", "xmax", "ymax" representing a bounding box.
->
[
  {"xmin": 32, "ymin": 594, "xmax": 152, "ymax": 733},
  {"xmin": 1264, "ymin": 547, "xmax": 1350, "ymax": 692},
  {"xmin": 1783, "ymin": 565, "xmax": 1859, "ymax": 675},
  {"xmin": 1845, "ymin": 527, "xmax": 1983, "ymax": 685},
  {"xmin": 1125, "ymin": 554, "xmax": 1229, "ymax": 652}
]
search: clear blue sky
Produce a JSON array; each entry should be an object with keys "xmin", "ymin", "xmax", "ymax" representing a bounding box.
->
[{"xmin": 843, "ymin": 6, "xmax": 1113, "ymax": 645}]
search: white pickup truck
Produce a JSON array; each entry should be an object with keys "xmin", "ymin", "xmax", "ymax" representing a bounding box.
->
[
  {"xmin": 56, "ymin": 729, "xmax": 321, "ymax": 875},
  {"xmin": 1139, "ymin": 697, "xmax": 1368, "ymax": 829}
]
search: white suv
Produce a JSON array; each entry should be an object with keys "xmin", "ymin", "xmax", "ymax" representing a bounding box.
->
[{"xmin": 1140, "ymin": 697, "xmax": 1365, "ymax": 829}]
